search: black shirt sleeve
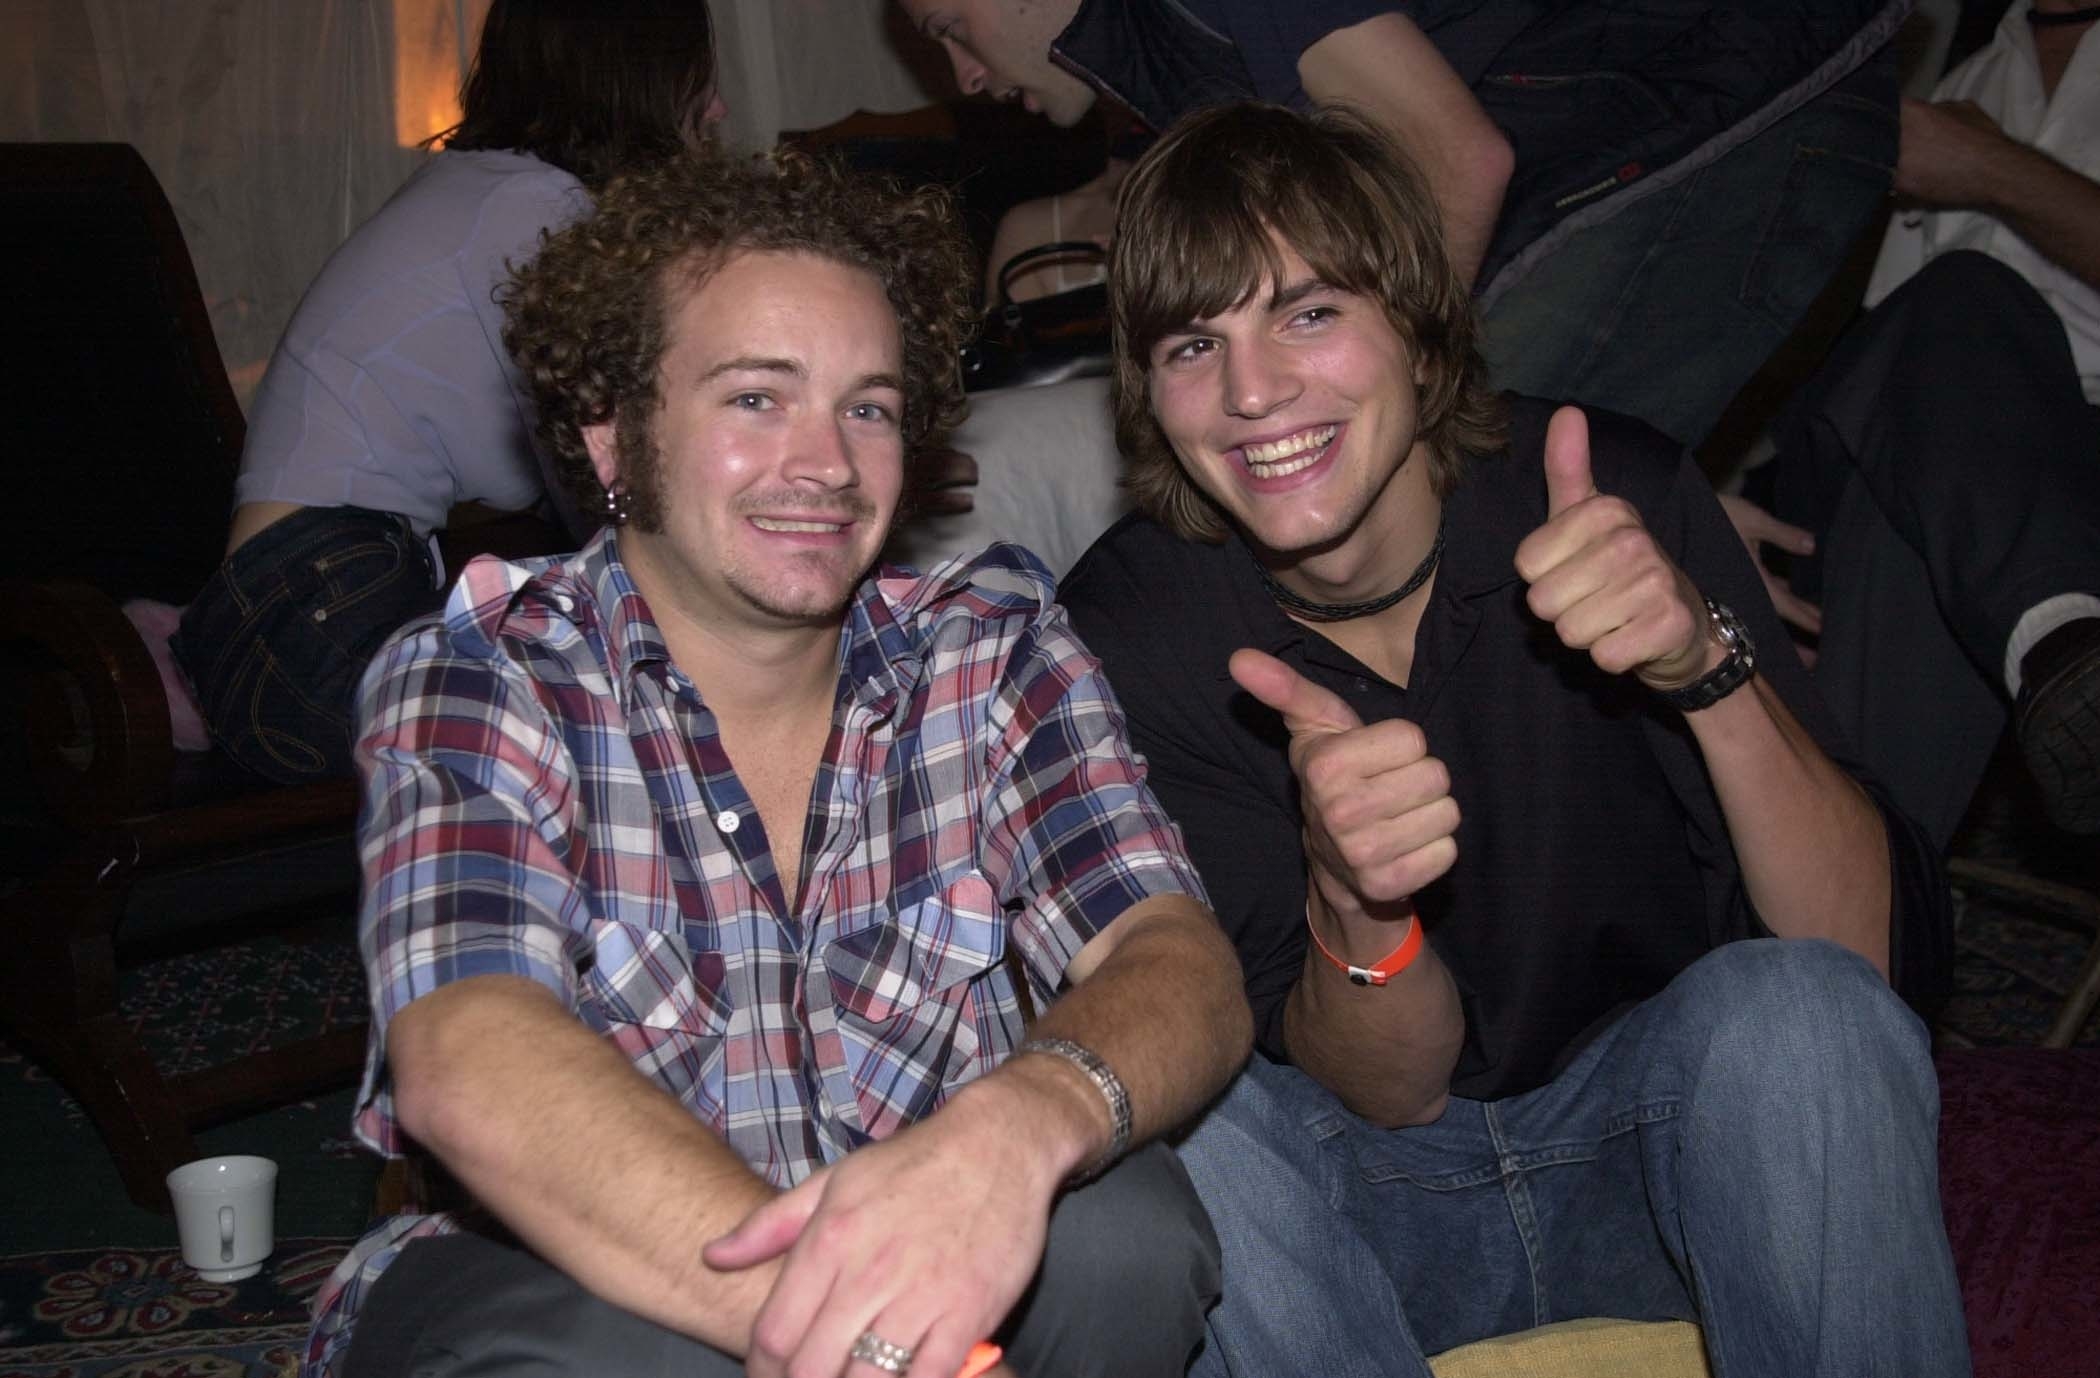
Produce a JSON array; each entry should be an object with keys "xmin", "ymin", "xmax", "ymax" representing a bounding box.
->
[{"xmin": 1597, "ymin": 410, "xmax": 1954, "ymax": 1011}]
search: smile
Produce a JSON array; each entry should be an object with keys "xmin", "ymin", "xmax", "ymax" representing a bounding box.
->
[
  {"xmin": 750, "ymin": 517, "xmax": 848, "ymax": 534},
  {"xmin": 1241, "ymin": 425, "xmax": 1337, "ymax": 478}
]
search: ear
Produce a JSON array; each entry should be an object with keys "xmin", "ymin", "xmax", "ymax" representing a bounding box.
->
[{"xmin": 583, "ymin": 419, "xmax": 620, "ymax": 490}]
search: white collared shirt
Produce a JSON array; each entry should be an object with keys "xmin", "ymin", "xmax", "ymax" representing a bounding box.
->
[{"xmin": 1868, "ymin": 0, "xmax": 2100, "ymax": 401}]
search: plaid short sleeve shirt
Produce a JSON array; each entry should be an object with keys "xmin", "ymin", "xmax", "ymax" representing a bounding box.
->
[{"xmin": 302, "ymin": 529, "xmax": 1206, "ymax": 1376}]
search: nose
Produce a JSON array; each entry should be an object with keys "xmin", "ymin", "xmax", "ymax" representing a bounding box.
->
[
  {"xmin": 782, "ymin": 412, "xmax": 858, "ymax": 491},
  {"xmin": 1222, "ymin": 338, "xmax": 1298, "ymax": 420},
  {"xmin": 701, "ymin": 88, "xmax": 730, "ymax": 126},
  {"xmin": 942, "ymin": 40, "xmax": 989, "ymax": 96}
]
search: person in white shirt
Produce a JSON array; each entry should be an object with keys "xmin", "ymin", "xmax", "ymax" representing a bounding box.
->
[{"xmin": 1744, "ymin": 0, "xmax": 2100, "ymax": 843}]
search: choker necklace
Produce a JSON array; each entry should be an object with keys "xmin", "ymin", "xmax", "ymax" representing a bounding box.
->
[
  {"xmin": 1255, "ymin": 514, "xmax": 1446, "ymax": 623},
  {"xmin": 2030, "ymin": 4, "xmax": 2100, "ymax": 25}
]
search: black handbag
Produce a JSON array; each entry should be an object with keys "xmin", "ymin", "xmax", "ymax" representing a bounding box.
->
[{"xmin": 960, "ymin": 240, "xmax": 1113, "ymax": 393}]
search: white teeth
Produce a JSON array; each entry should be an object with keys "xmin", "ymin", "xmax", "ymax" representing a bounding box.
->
[
  {"xmin": 751, "ymin": 517, "xmax": 844, "ymax": 533},
  {"xmin": 1243, "ymin": 425, "xmax": 1336, "ymax": 476}
]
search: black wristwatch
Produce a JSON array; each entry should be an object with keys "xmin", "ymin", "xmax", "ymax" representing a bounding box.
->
[{"xmin": 1656, "ymin": 598, "xmax": 1756, "ymax": 713}]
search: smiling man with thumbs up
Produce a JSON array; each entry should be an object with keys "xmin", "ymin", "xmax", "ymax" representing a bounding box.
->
[{"xmin": 1060, "ymin": 103, "xmax": 1968, "ymax": 1376}]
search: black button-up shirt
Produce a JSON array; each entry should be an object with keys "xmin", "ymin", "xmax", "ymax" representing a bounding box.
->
[{"xmin": 1061, "ymin": 398, "xmax": 1947, "ymax": 1100}]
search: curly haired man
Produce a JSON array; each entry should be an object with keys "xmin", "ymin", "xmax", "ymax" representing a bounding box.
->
[{"xmin": 303, "ymin": 149, "xmax": 1250, "ymax": 1378}]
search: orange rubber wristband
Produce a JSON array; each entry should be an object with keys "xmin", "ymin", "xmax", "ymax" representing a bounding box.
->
[
  {"xmin": 958, "ymin": 1342, "xmax": 1004, "ymax": 1378},
  {"xmin": 1306, "ymin": 903, "xmax": 1422, "ymax": 986}
]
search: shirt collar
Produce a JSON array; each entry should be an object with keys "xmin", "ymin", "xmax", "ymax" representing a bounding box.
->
[{"xmin": 446, "ymin": 528, "xmax": 922, "ymax": 722}]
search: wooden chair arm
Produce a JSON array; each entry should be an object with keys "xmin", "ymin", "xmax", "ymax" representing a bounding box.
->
[{"xmin": 0, "ymin": 577, "xmax": 172, "ymax": 827}]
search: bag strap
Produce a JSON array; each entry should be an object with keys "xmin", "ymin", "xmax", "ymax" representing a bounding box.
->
[{"xmin": 996, "ymin": 239, "xmax": 1108, "ymax": 309}]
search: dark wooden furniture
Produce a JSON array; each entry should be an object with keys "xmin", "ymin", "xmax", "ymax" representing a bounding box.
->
[{"xmin": 0, "ymin": 142, "xmax": 365, "ymax": 1211}]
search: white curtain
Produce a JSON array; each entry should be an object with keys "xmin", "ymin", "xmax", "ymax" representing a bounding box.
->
[{"xmin": 5, "ymin": 0, "xmax": 942, "ymax": 407}]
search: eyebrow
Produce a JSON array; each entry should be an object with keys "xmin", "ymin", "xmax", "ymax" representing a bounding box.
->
[
  {"xmin": 702, "ymin": 355, "xmax": 804, "ymax": 382},
  {"xmin": 1265, "ymin": 276, "xmax": 1331, "ymax": 312},
  {"xmin": 1160, "ymin": 275, "xmax": 1336, "ymax": 342},
  {"xmin": 700, "ymin": 356, "xmax": 903, "ymax": 395}
]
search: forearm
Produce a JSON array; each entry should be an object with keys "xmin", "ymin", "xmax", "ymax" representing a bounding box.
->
[
  {"xmin": 388, "ymin": 975, "xmax": 779, "ymax": 1356},
  {"xmin": 1981, "ymin": 142, "xmax": 2100, "ymax": 294},
  {"xmin": 1007, "ymin": 893, "xmax": 1252, "ymax": 1170},
  {"xmin": 1281, "ymin": 892, "xmax": 1464, "ymax": 1126},
  {"xmin": 1300, "ymin": 13, "xmax": 1511, "ymax": 285},
  {"xmin": 1685, "ymin": 676, "xmax": 1892, "ymax": 974}
]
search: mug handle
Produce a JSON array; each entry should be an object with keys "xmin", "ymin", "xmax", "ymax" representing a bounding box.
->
[{"xmin": 219, "ymin": 1204, "xmax": 236, "ymax": 1262}]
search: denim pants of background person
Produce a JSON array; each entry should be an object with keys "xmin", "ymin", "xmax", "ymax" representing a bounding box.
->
[
  {"xmin": 1180, "ymin": 939, "xmax": 1971, "ymax": 1378},
  {"xmin": 173, "ymin": 505, "xmax": 441, "ymax": 784},
  {"xmin": 341, "ymin": 1142, "xmax": 1220, "ymax": 1378},
  {"xmin": 1478, "ymin": 53, "xmax": 1898, "ymax": 451}
]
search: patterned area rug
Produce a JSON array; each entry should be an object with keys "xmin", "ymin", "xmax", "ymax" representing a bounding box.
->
[{"xmin": 0, "ymin": 1239, "xmax": 344, "ymax": 1378}]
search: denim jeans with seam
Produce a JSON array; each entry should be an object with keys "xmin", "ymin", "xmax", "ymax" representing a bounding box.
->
[
  {"xmin": 173, "ymin": 504, "xmax": 441, "ymax": 783},
  {"xmin": 1180, "ymin": 939, "xmax": 1970, "ymax": 1377},
  {"xmin": 1479, "ymin": 55, "xmax": 1899, "ymax": 450}
]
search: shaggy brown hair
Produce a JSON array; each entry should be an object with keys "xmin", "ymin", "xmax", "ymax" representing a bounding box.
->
[
  {"xmin": 1110, "ymin": 103, "xmax": 1507, "ymax": 543},
  {"xmin": 502, "ymin": 148, "xmax": 975, "ymax": 529}
]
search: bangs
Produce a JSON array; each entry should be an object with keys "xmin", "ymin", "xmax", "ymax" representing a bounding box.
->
[{"xmin": 1114, "ymin": 134, "xmax": 1399, "ymax": 361}]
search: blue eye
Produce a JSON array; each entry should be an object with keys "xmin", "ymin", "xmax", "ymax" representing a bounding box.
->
[
  {"xmin": 847, "ymin": 401, "xmax": 897, "ymax": 424},
  {"xmin": 732, "ymin": 392, "xmax": 776, "ymax": 411}
]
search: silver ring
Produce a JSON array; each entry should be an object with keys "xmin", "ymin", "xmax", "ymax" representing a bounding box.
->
[{"xmin": 850, "ymin": 1330, "xmax": 915, "ymax": 1374}]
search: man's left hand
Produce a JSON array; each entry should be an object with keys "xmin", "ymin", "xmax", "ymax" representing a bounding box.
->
[
  {"xmin": 1894, "ymin": 97, "xmax": 2013, "ymax": 207},
  {"xmin": 704, "ymin": 1078, "xmax": 1056, "ymax": 1378},
  {"xmin": 1514, "ymin": 406, "xmax": 1716, "ymax": 692}
]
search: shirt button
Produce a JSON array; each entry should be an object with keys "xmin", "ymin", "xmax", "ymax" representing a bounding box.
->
[
  {"xmin": 1353, "ymin": 678, "xmax": 1370, "ymax": 694},
  {"xmin": 714, "ymin": 809, "xmax": 741, "ymax": 834},
  {"xmin": 553, "ymin": 593, "xmax": 575, "ymax": 615}
]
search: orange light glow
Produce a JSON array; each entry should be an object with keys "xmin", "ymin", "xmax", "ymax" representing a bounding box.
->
[{"xmin": 393, "ymin": 0, "xmax": 490, "ymax": 148}]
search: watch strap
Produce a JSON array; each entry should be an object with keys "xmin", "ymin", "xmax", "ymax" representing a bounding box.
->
[
  {"xmin": 1016, "ymin": 1037, "xmax": 1131, "ymax": 1182},
  {"xmin": 1656, "ymin": 597, "xmax": 1756, "ymax": 713}
]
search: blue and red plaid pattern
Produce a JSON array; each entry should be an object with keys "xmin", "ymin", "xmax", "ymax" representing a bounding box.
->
[{"xmin": 302, "ymin": 528, "xmax": 1205, "ymax": 1376}]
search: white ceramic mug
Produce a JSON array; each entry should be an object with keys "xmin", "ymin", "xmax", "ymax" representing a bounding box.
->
[{"xmin": 166, "ymin": 1154, "xmax": 277, "ymax": 1282}]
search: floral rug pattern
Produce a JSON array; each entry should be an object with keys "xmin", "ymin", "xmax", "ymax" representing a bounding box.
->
[{"xmin": 0, "ymin": 1241, "xmax": 345, "ymax": 1378}]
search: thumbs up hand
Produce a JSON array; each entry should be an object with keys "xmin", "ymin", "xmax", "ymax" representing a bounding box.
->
[
  {"xmin": 1514, "ymin": 407, "xmax": 1717, "ymax": 692},
  {"xmin": 1229, "ymin": 648, "xmax": 1459, "ymax": 918}
]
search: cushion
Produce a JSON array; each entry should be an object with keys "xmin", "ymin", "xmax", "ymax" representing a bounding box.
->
[{"xmin": 1429, "ymin": 1318, "xmax": 1708, "ymax": 1378}]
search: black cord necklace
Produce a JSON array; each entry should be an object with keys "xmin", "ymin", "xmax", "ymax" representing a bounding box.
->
[
  {"xmin": 2029, "ymin": 4, "xmax": 2100, "ymax": 26},
  {"xmin": 1255, "ymin": 514, "xmax": 1446, "ymax": 623}
]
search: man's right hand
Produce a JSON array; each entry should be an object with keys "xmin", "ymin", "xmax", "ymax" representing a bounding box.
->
[
  {"xmin": 1228, "ymin": 648, "xmax": 1458, "ymax": 925},
  {"xmin": 704, "ymin": 1078, "xmax": 1059, "ymax": 1378}
]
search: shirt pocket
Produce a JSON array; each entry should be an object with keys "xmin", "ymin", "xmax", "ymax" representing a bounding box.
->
[
  {"xmin": 584, "ymin": 920, "xmax": 733, "ymax": 1038},
  {"xmin": 825, "ymin": 869, "xmax": 1007, "ymax": 1045}
]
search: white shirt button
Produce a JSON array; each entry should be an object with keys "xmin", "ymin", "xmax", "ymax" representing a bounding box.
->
[
  {"xmin": 714, "ymin": 809, "xmax": 741, "ymax": 834},
  {"xmin": 552, "ymin": 593, "xmax": 575, "ymax": 615}
]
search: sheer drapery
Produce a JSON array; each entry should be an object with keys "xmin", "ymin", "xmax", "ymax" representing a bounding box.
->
[{"xmin": 5, "ymin": 0, "xmax": 940, "ymax": 406}]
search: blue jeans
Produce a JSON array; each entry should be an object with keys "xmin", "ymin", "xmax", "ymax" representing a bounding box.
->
[
  {"xmin": 173, "ymin": 505, "xmax": 440, "ymax": 783},
  {"xmin": 1179, "ymin": 940, "xmax": 1969, "ymax": 1377},
  {"xmin": 1478, "ymin": 57, "xmax": 1898, "ymax": 449}
]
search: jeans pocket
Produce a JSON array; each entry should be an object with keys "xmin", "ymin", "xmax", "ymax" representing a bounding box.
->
[
  {"xmin": 220, "ymin": 635, "xmax": 350, "ymax": 780},
  {"xmin": 1738, "ymin": 97, "xmax": 1897, "ymax": 329}
]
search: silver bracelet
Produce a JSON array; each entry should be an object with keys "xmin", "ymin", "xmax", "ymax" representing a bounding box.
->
[{"xmin": 1017, "ymin": 1036, "xmax": 1132, "ymax": 1183}]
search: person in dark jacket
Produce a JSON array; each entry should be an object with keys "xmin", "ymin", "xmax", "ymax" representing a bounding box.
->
[{"xmin": 897, "ymin": 0, "xmax": 1907, "ymax": 454}]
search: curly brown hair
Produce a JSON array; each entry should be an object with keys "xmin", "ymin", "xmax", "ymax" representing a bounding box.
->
[
  {"xmin": 1110, "ymin": 103, "xmax": 1507, "ymax": 544},
  {"xmin": 501, "ymin": 147, "xmax": 975, "ymax": 530}
]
